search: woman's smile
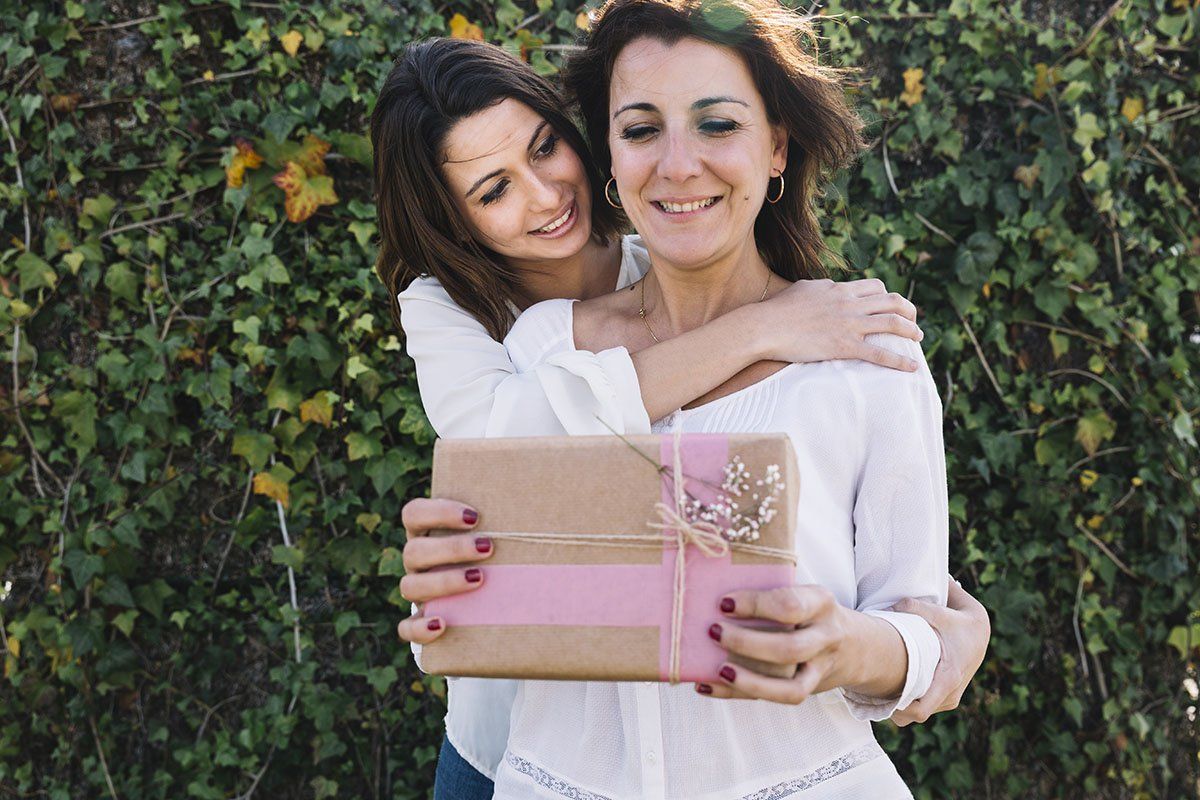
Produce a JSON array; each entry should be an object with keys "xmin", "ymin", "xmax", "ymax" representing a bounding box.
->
[
  {"xmin": 651, "ymin": 195, "xmax": 723, "ymax": 217},
  {"xmin": 529, "ymin": 198, "xmax": 578, "ymax": 238}
]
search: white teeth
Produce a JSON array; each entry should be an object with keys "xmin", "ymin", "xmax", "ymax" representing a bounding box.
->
[
  {"xmin": 537, "ymin": 206, "xmax": 572, "ymax": 233},
  {"xmin": 657, "ymin": 197, "xmax": 717, "ymax": 213}
]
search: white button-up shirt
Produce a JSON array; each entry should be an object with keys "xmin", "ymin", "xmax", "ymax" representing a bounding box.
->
[{"xmin": 484, "ymin": 297, "xmax": 949, "ymax": 799}]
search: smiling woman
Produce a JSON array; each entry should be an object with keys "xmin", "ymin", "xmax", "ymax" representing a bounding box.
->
[{"xmin": 439, "ymin": 98, "xmax": 602, "ymax": 283}]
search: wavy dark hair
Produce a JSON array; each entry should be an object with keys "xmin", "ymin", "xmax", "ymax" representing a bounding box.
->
[
  {"xmin": 562, "ymin": 0, "xmax": 866, "ymax": 281},
  {"xmin": 370, "ymin": 38, "xmax": 623, "ymax": 339}
]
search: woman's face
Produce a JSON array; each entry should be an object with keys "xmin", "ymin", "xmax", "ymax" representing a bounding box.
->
[
  {"xmin": 608, "ymin": 36, "xmax": 787, "ymax": 269},
  {"xmin": 441, "ymin": 99, "xmax": 594, "ymax": 264}
]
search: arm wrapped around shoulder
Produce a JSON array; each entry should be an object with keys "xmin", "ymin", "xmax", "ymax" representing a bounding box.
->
[{"xmin": 839, "ymin": 332, "xmax": 950, "ymax": 721}]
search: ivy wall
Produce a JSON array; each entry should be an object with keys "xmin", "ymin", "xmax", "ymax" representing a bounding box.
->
[{"xmin": 0, "ymin": 1, "xmax": 1197, "ymax": 797}]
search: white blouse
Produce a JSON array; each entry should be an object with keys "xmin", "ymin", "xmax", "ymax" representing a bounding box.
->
[
  {"xmin": 488, "ymin": 297, "xmax": 949, "ymax": 800},
  {"xmin": 397, "ymin": 234, "xmax": 653, "ymax": 779}
]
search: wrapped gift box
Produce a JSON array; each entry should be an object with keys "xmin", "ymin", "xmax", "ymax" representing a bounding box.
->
[{"xmin": 418, "ymin": 432, "xmax": 800, "ymax": 683}]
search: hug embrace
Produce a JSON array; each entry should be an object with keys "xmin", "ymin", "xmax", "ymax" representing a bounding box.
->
[{"xmin": 370, "ymin": 0, "xmax": 991, "ymax": 797}]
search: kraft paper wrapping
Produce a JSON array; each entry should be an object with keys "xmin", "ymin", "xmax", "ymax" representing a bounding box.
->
[{"xmin": 418, "ymin": 433, "xmax": 800, "ymax": 683}]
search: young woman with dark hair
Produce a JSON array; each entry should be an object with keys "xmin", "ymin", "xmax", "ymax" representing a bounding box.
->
[{"xmin": 371, "ymin": 32, "xmax": 987, "ymax": 800}]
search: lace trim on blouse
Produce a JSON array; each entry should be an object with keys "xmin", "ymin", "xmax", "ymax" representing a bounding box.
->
[{"xmin": 505, "ymin": 741, "xmax": 884, "ymax": 800}]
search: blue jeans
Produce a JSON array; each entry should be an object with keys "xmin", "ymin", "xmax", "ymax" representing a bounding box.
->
[{"xmin": 434, "ymin": 732, "xmax": 495, "ymax": 800}]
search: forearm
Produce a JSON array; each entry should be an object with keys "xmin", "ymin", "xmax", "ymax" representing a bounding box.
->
[
  {"xmin": 630, "ymin": 304, "xmax": 771, "ymax": 422},
  {"xmin": 820, "ymin": 608, "xmax": 908, "ymax": 699}
]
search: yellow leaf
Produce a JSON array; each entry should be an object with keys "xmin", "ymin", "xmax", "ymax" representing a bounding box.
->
[
  {"xmin": 299, "ymin": 392, "xmax": 334, "ymax": 427},
  {"xmin": 448, "ymin": 12, "xmax": 484, "ymax": 41},
  {"xmin": 202, "ymin": 69, "xmax": 215, "ymax": 81},
  {"xmin": 294, "ymin": 134, "xmax": 331, "ymax": 177},
  {"xmin": 280, "ymin": 30, "xmax": 303, "ymax": 57},
  {"xmin": 576, "ymin": 11, "xmax": 592, "ymax": 30},
  {"xmin": 1079, "ymin": 469, "xmax": 1099, "ymax": 490},
  {"xmin": 1120, "ymin": 96, "xmax": 1143, "ymax": 124},
  {"xmin": 1131, "ymin": 476, "xmax": 1143, "ymax": 487},
  {"xmin": 982, "ymin": 282, "xmax": 991, "ymax": 299},
  {"xmin": 1028, "ymin": 400, "xmax": 1045, "ymax": 414},
  {"xmin": 357, "ymin": 512, "xmax": 382, "ymax": 533},
  {"xmin": 253, "ymin": 472, "xmax": 290, "ymax": 508},
  {"xmin": 899, "ymin": 67, "xmax": 925, "ymax": 107},
  {"xmin": 1013, "ymin": 163, "xmax": 1040, "ymax": 191},
  {"xmin": 6, "ymin": 637, "xmax": 18, "ymax": 658},
  {"xmin": 225, "ymin": 138, "xmax": 264, "ymax": 189},
  {"xmin": 1086, "ymin": 514, "xmax": 1104, "ymax": 530},
  {"xmin": 272, "ymin": 161, "xmax": 338, "ymax": 223}
]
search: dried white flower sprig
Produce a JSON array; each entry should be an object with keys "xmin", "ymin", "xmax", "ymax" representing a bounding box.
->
[
  {"xmin": 594, "ymin": 417, "xmax": 784, "ymax": 545},
  {"xmin": 681, "ymin": 455, "xmax": 782, "ymax": 543}
]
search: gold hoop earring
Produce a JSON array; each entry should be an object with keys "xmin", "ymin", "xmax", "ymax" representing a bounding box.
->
[
  {"xmin": 766, "ymin": 173, "xmax": 785, "ymax": 204},
  {"xmin": 604, "ymin": 177, "xmax": 623, "ymax": 209}
]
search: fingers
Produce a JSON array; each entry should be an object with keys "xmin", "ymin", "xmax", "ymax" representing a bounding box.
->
[
  {"xmin": 887, "ymin": 596, "xmax": 954, "ymax": 630},
  {"xmin": 404, "ymin": 532, "xmax": 493, "ymax": 572},
  {"xmin": 947, "ymin": 580, "xmax": 989, "ymax": 621},
  {"xmin": 712, "ymin": 660, "xmax": 824, "ymax": 705},
  {"xmin": 855, "ymin": 342, "xmax": 921, "ymax": 373},
  {"xmin": 845, "ymin": 278, "xmax": 887, "ymax": 297},
  {"xmin": 859, "ymin": 290, "xmax": 918, "ymax": 322},
  {"xmin": 402, "ymin": 497, "xmax": 479, "ymax": 540},
  {"xmin": 721, "ymin": 585, "xmax": 835, "ymax": 627},
  {"xmin": 399, "ymin": 564, "xmax": 485, "ymax": 604},
  {"xmin": 396, "ymin": 614, "xmax": 448, "ymax": 645},
  {"xmin": 694, "ymin": 681, "xmax": 757, "ymax": 700},
  {"xmin": 862, "ymin": 310, "xmax": 923, "ymax": 343},
  {"xmin": 890, "ymin": 696, "xmax": 931, "ymax": 727},
  {"xmin": 710, "ymin": 620, "xmax": 829, "ymax": 667}
]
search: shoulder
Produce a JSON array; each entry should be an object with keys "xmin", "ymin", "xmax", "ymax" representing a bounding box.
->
[
  {"xmin": 837, "ymin": 333, "xmax": 942, "ymax": 414},
  {"xmin": 397, "ymin": 274, "xmax": 449, "ymax": 305},
  {"xmin": 503, "ymin": 298, "xmax": 577, "ymax": 372}
]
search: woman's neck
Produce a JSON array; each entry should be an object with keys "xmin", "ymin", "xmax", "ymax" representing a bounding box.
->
[
  {"xmin": 511, "ymin": 236, "xmax": 623, "ymax": 310},
  {"xmin": 644, "ymin": 236, "xmax": 775, "ymax": 336}
]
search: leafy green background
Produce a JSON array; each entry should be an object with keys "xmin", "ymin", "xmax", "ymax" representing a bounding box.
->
[{"xmin": 1, "ymin": 0, "xmax": 1197, "ymax": 797}]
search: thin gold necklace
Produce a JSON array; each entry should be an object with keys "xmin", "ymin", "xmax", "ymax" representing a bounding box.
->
[{"xmin": 638, "ymin": 271, "xmax": 772, "ymax": 344}]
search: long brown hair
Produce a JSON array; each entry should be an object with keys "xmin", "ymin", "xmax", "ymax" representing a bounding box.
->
[
  {"xmin": 562, "ymin": 0, "xmax": 866, "ymax": 281},
  {"xmin": 370, "ymin": 38, "xmax": 623, "ymax": 339}
]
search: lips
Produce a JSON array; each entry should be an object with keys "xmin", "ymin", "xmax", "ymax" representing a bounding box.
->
[{"xmin": 530, "ymin": 201, "xmax": 576, "ymax": 236}]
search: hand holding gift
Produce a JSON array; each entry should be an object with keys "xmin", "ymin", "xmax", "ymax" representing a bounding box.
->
[
  {"xmin": 395, "ymin": 498, "xmax": 492, "ymax": 646},
  {"xmin": 698, "ymin": 584, "xmax": 908, "ymax": 704}
]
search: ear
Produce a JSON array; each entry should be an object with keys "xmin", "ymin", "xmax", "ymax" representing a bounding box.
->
[{"xmin": 770, "ymin": 122, "xmax": 789, "ymax": 176}]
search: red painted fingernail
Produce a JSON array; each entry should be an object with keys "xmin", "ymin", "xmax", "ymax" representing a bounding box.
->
[
  {"xmin": 475, "ymin": 537, "xmax": 492, "ymax": 554},
  {"xmin": 462, "ymin": 508, "xmax": 478, "ymax": 525},
  {"xmin": 708, "ymin": 623, "xmax": 722, "ymax": 642},
  {"xmin": 696, "ymin": 683, "xmax": 713, "ymax": 695},
  {"xmin": 427, "ymin": 618, "xmax": 442, "ymax": 631},
  {"xmin": 719, "ymin": 665, "xmax": 737, "ymax": 682},
  {"xmin": 465, "ymin": 568, "xmax": 482, "ymax": 583},
  {"xmin": 720, "ymin": 597, "xmax": 735, "ymax": 614}
]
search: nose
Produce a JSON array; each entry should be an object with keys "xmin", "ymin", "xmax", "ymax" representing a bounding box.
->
[
  {"xmin": 655, "ymin": 130, "xmax": 703, "ymax": 184},
  {"xmin": 527, "ymin": 170, "xmax": 562, "ymax": 214}
]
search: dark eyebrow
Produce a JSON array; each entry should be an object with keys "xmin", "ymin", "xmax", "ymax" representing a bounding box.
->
[
  {"xmin": 465, "ymin": 169, "xmax": 504, "ymax": 199},
  {"xmin": 613, "ymin": 97, "xmax": 749, "ymax": 119},
  {"xmin": 693, "ymin": 96, "xmax": 748, "ymax": 110}
]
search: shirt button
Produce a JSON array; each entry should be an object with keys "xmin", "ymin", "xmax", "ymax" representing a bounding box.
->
[
  {"xmin": 646, "ymin": 750, "xmax": 657, "ymax": 763},
  {"xmin": 643, "ymin": 681, "xmax": 654, "ymax": 687}
]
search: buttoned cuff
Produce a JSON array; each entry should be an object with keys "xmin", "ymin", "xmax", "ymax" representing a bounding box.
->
[{"xmin": 839, "ymin": 609, "xmax": 942, "ymax": 722}]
